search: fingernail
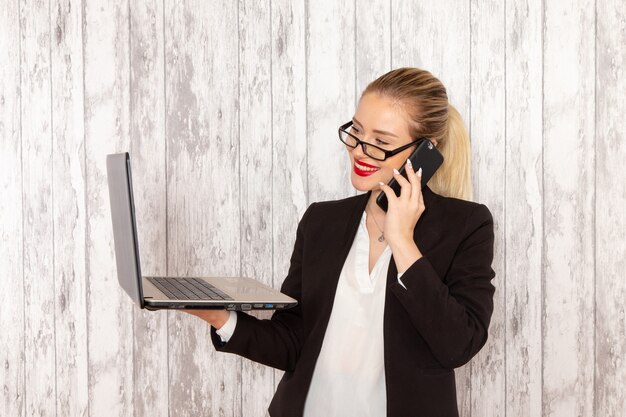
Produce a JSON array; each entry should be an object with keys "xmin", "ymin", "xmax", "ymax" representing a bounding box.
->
[
  {"xmin": 417, "ymin": 167, "xmax": 422, "ymax": 177},
  {"xmin": 393, "ymin": 168, "xmax": 399, "ymax": 175},
  {"xmin": 406, "ymin": 158, "xmax": 412, "ymax": 168},
  {"xmin": 378, "ymin": 182, "xmax": 385, "ymax": 186}
]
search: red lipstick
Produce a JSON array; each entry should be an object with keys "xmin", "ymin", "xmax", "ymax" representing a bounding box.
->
[
  {"xmin": 353, "ymin": 159, "xmax": 381, "ymax": 177},
  {"xmin": 355, "ymin": 159, "xmax": 378, "ymax": 168}
]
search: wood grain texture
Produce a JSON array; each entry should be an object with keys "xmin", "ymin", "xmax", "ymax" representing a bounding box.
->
[
  {"xmin": 505, "ymin": 0, "xmax": 544, "ymax": 416},
  {"xmin": 2, "ymin": 1, "xmax": 626, "ymax": 416},
  {"xmin": 543, "ymin": 0, "xmax": 595, "ymax": 415},
  {"xmin": 50, "ymin": 0, "xmax": 89, "ymax": 416},
  {"xmin": 238, "ymin": 1, "xmax": 275, "ymax": 415},
  {"xmin": 270, "ymin": 0, "xmax": 307, "ymax": 396},
  {"xmin": 20, "ymin": 0, "xmax": 56, "ymax": 415},
  {"xmin": 164, "ymin": 1, "xmax": 241, "ymax": 415},
  {"xmin": 0, "ymin": 1, "xmax": 24, "ymax": 416},
  {"xmin": 83, "ymin": 0, "xmax": 133, "ymax": 415},
  {"xmin": 306, "ymin": 0, "xmax": 356, "ymax": 202},
  {"xmin": 595, "ymin": 0, "xmax": 626, "ymax": 415},
  {"xmin": 392, "ymin": 0, "xmax": 471, "ymax": 120},
  {"xmin": 355, "ymin": 0, "xmax": 391, "ymax": 100},
  {"xmin": 129, "ymin": 0, "xmax": 168, "ymax": 416},
  {"xmin": 469, "ymin": 1, "xmax": 506, "ymax": 416},
  {"xmin": 391, "ymin": 1, "xmax": 473, "ymax": 413}
]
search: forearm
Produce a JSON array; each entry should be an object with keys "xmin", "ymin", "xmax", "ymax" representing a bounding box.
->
[
  {"xmin": 389, "ymin": 237, "xmax": 423, "ymax": 274},
  {"xmin": 390, "ymin": 256, "xmax": 493, "ymax": 368},
  {"xmin": 210, "ymin": 310, "xmax": 304, "ymax": 372},
  {"xmin": 389, "ymin": 205, "xmax": 496, "ymax": 368}
]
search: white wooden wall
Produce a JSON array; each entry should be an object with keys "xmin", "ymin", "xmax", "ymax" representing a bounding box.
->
[{"xmin": 1, "ymin": 0, "xmax": 625, "ymax": 416}]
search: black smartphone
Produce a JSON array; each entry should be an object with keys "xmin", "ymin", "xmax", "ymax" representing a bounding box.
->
[{"xmin": 376, "ymin": 139, "xmax": 444, "ymax": 212}]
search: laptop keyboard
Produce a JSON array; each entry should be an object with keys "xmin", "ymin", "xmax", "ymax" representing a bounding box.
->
[{"xmin": 147, "ymin": 277, "xmax": 233, "ymax": 301}]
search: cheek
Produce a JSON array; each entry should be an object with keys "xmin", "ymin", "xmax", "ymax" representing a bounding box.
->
[{"xmin": 379, "ymin": 169, "xmax": 394, "ymax": 183}]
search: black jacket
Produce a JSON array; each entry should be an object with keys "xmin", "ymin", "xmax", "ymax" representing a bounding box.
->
[{"xmin": 211, "ymin": 186, "xmax": 496, "ymax": 417}]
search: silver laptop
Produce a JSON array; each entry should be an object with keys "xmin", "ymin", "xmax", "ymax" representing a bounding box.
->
[{"xmin": 106, "ymin": 152, "xmax": 297, "ymax": 312}]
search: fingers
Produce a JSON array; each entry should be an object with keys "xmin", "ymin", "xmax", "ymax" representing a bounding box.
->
[
  {"xmin": 392, "ymin": 166, "xmax": 412, "ymax": 200},
  {"xmin": 393, "ymin": 159, "xmax": 423, "ymax": 202},
  {"xmin": 404, "ymin": 158, "xmax": 420, "ymax": 201},
  {"xmin": 183, "ymin": 309, "xmax": 230, "ymax": 328},
  {"xmin": 378, "ymin": 180, "xmax": 396, "ymax": 206},
  {"xmin": 382, "ymin": 159, "xmax": 424, "ymax": 209}
]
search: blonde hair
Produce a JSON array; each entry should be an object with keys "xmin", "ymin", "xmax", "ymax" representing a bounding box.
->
[{"xmin": 362, "ymin": 67, "xmax": 473, "ymax": 201}]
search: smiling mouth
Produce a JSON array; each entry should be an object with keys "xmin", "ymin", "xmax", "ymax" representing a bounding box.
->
[
  {"xmin": 354, "ymin": 160, "xmax": 380, "ymax": 172},
  {"xmin": 353, "ymin": 159, "xmax": 380, "ymax": 177}
]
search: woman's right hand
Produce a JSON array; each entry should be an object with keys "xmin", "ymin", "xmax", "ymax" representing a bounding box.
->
[{"xmin": 181, "ymin": 308, "xmax": 231, "ymax": 329}]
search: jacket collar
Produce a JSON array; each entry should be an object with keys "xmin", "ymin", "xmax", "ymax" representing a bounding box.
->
[
  {"xmin": 343, "ymin": 185, "xmax": 442, "ymax": 285},
  {"xmin": 337, "ymin": 185, "xmax": 441, "ymax": 257},
  {"xmin": 315, "ymin": 185, "xmax": 443, "ymax": 327}
]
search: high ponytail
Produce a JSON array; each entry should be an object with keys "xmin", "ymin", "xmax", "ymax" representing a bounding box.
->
[{"xmin": 362, "ymin": 67, "xmax": 473, "ymax": 201}]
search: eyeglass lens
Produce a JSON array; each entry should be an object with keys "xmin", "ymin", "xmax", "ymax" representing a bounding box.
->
[{"xmin": 340, "ymin": 128, "xmax": 386, "ymax": 160}]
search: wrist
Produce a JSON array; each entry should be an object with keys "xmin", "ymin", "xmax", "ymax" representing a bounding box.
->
[
  {"xmin": 387, "ymin": 233, "xmax": 416, "ymax": 250},
  {"xmin": 388, "ymin": 238, "xmax": 422, "ymax": 274},
  {"xmin": 211, "ymin": 311, "xmax": 230, "ymax": 329}
]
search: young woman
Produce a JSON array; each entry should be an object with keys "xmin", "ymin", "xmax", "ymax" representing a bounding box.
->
[{"xmin": 185, "ymin": 67, "xmax": 496, "ymax": 417}]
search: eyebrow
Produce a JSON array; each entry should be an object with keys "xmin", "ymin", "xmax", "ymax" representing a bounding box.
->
[{"xmin": 352, "ymin": 117, "xmax": 399, "ymax": 139}]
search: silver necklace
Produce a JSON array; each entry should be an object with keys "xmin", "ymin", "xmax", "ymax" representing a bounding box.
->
[{"xmin": 366, "ymin": 204, "xmax": 385, "ymax": 242}]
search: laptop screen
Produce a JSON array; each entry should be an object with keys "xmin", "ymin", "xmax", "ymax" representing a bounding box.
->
[{"xmin": 106, "ymin": 152, "xmax": 144, "ymax": 308}]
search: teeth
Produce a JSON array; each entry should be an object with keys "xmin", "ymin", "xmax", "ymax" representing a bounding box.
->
[{"xmin": 355, "ymin": 162, "xmax": 379, "ymax": 172}]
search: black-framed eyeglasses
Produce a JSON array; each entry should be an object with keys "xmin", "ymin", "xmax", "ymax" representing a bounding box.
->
[{"xmin": 338, "ymin": 121, "xmax": 427, "ymax": 161}]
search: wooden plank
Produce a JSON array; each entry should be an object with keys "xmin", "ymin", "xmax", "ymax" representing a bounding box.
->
[
  {"xmin": 391, "ymin": 1, "xmax": 472, "ymax": 413},
  {"xmin": 238, "ymin": 1, "xmax": 275, "ymax": 415},
  {"xmin": 595, "ymin": 0, "xmax": 626, "ymax": 415},
  {"xmin": 50, "ymin": 0, "xmax": 89, "ymax": 416},
  {"xmin": 468, "ymin": 1, "xmax": 506, "ymax": 416},
  {"xmin": 0, "ymin": 1, "xmax": 24, "ymax": 415},
  {"xmin": 504, "ymin": 0, "xmax": 543, "ymax": 416},
  {"xmin": 164, "ymin": 1, "xmax": 242, "ymax": 415},
  {"xmin": 270, "ymin": 0, "xmax": 307, "ymax": 397},
  {"xmin": 542, "ymin": 0, "xmax": 595, "ymax": 415},
  {"xmin": 355, "ymin": 0, "xmax": 391, "ymax": 99},
  {"xmin": 129, "ymin": 0, "xmax": 169, "ymax": 416},
  {"xmin": 306, "ymin": 0, "xmax": 356, "ymax": 202},
  {"xmin": 391, "ymin": 0, "xmax": 470, "ymax": 122},
  {"xmin": 20, "ymin": 0, "xmax": 56, "ymax": 415},
  {"xmin": 83, "ymin": 0, "xmax": 134, "ymax": 415}
]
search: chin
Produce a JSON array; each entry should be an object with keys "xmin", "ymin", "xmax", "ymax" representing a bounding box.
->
[
  {"xmin": 350, "ymin": 173, "xmax": 380, "ymax": 192},
  {"xmin": 351, "ymin": 183, "xmax": 371, "ymax": 193}
]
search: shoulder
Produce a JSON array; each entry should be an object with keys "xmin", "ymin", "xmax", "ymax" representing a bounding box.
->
[
  {"xmin": 435, "ymin": 194, "xmax": 493, "ymax": 224},
  {"xmin": 295, "ymin": 193, "xmax": 367, "ymax": 235},
  {"xmin": 422, "ymin": 189, "xmax": 494, "ymax": 243}
]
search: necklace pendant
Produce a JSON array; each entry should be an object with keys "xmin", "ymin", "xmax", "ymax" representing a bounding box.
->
[{"xmin": 378, "ymin": 234, "xmax": 385, "ymax": 242}]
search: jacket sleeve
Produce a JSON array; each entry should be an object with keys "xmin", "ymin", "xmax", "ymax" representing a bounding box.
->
[
  {"xmin": 389, "ymin": 203, "xmax": 496, "ymax": 369},
  {"xmin": 209, "ymin": 202, "xmax": 315, "ymax": 372}
]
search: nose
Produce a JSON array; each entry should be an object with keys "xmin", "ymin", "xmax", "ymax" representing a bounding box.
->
[{"xmin": 350, "ymin": 142, "xmax": 368, "ymax": 160}]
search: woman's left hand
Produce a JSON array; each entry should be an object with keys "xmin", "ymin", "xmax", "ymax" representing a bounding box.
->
[{"xmin": 377, "ymin": 158, "xmax": 426, "ymax": 247}]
